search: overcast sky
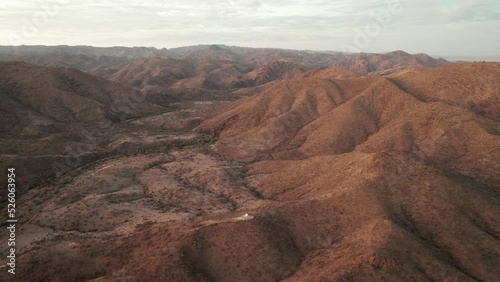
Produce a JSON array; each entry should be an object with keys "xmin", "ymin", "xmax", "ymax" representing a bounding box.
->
[{"xmin": 1, "ymin": 0, "xmax": 499, "ymax": 59}]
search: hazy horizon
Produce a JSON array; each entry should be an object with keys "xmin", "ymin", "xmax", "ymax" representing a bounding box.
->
[
  {"xmin": 2, "ymin": 43, "xmax": 500, "ymax": 62},
  {"xmin": 1, "ymin": 0, "xmax": 500, "ymax": 61}
]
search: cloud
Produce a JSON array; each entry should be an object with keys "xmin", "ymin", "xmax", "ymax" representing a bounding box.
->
[{"xmin": 0, "ymin": 0, "xmax": 498, "ymax": 58}]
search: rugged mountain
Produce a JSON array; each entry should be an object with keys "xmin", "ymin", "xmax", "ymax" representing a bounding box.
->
[
  {"xmin": 332, "ymin": 51, "xmax": 450, "ymax": 76},
  {"xmin": 2, "ymin": 56, "xmax": 492, "ymax": 282},
  {"xmin": 109, "ymin": 57, "xmax": 244, "ymax": 103},
  {"xmin": 109, "ymin": 57, "xmax": 195, "ymax": 89},
  {"xmin": 0, "ymin": 45, "xmax": 170, "ymax": 60},
  {"xmin": 0, "ymin": 45, "xmax": 452, "ymax": 104},
  {"xmin": 109, "ymin": 57, "xmax": 306, "ymax": 103},
  {"xmin": 0, "ymin": 45, "xmax": 173, "ymax": 75},
  {"xmin": 168, "ymin": 45, "xmax": 450, "ymax": 74},
  {"xmin": 0, "ymin": 61, "xmax": 162, "ymax": 137},
  {"xmin": 244, "ymin": 61, "xmax": 309, "ymax": 85},
  {"xmin": 388, "ymin": 63, "xmax": 499, "ymax": 121},
  {"xmin": 194, "ymin": 62, "xmax": 500, "ymax": 280},
  {"xmin": 170, "ymin": 44, "xmax": 243, "ymax": 62},
  {"xmin": 0, "ymin": 52, "xmax": 127, "ymax": 76},
  {"xmin": 0, "ymin": 45, "xmax": 451, "ymax": 79},
  {"xmin": 198, "ymin": 63, "xmax": 498, "ymax": 163}
]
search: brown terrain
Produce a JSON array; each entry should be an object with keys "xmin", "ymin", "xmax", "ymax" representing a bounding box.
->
[
  {"xmin": 197, "ymin": 62, "xmax": 500, "ymax": 280},
  {"xmin": 108, "ymin": 58, "xmax": 309, "ymax": 103},
  {"xmin": 0, "ymin": 61, "xmax": 207, "ymax": 189},
  {"xmin": 0, "ymin": 45, "xmax": 498, "ymax": 282}
]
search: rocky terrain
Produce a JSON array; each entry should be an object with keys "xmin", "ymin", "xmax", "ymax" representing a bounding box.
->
[
  {"xmin": 0, "ymin": 47, "xmax": 498, "ymax": 282},
  {"xmin": 108, "ymin": 58, "xmax": 309, "ymax": 104}
]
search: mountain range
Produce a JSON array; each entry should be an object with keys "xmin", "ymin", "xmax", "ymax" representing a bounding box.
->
[{"xmin": 0, "ymin": 45, "xmax": 498, "ymax": 282}]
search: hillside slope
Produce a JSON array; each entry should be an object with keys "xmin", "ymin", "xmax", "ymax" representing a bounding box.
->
[
  {"xmin": 109, "ymin": 58, "xmax": 308, "ymax": 103},
  {"xmin": 195, "ymin": 62, "xmax": 500, "ymax": 280},
  {"xmin": 0, "ymin": 61, "xmax": 165, "ymax": 186},
  {"xmin": 0, "ymin": 62, "xmax": 162, "ymax": 133},
  {"xmin": 1, "ymin": 61, "xmax": 496, "ymax": 282}
]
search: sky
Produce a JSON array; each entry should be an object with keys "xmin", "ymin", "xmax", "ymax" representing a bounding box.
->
[{"xmin": 1, "ymin": 0, "xmax": 499, "ymax": 60}]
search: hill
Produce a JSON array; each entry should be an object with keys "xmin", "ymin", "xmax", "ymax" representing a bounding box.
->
[
  {"xmin": 0, "ymin": 61, "xmax": 165, "ymax": 186},
  {"xmin": 0, "ymin": 45, "xmax": 452, "ymax": 103},
  {"xmin": 0, "ymin": 61, "xmax": 162, "ymax": 137},
  {"xmin": 0, "ymin": 45, "xmax": 451, "ymax": 77},
  {"xmin": 332, "ymin": 51, "xmax": 450, "ymax": 76},
  {"xmin": 244, "ymin": 61, "xmax": 309, "ymax": 85},
  {"xmin": 194, "ymin": 63, "xmax": 500, "ymax": 280}
]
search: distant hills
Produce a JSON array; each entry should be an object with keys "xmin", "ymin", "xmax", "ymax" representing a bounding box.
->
[
  {"xmin": 0, "ymin": 45, "xmax": 452, "ymax": 104},
  {"xmin": 0, "ymin": 44, "xmax": 498, "ymax": 281},
  {"xmin": 0, "ymin": 44, "xmax": 450, "ymax": 75},
  {"xmin": 0, "ymin": 46, "xmax": 469, "ymax": 188}
]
